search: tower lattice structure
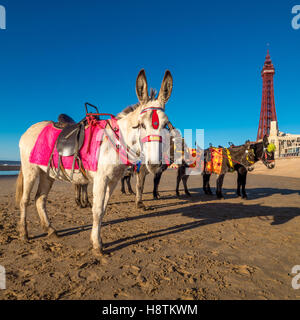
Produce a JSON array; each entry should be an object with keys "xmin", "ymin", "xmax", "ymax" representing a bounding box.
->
[{"xmin": 257, "ymin": 50, "xmax": 278, "ymax": 141}]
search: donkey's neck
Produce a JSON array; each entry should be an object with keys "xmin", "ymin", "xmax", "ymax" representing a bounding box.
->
[
  {"xmin": 116, "ymin": 104, "xmax": 143, "ymax": 156},
  {"xmin": 253, "ymin": 142, "xmax": 264, "ymax": 160},
  {"xmin": 228, "ymin": 146, "xmax": 248, "ymax": 165}
]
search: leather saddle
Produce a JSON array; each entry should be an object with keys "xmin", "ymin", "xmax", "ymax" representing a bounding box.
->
[
  {"xmin": 56, "ymin": 122, "xmax": 85, "ymax": 157},
  {"xmin": 48, "ymin": 114, "xmax": 87, "ymax": 181}
]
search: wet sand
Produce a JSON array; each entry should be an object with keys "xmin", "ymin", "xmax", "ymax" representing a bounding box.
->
[{"xmin": 0, "ymin": 164, "xmax": 300, "ymax": 300}]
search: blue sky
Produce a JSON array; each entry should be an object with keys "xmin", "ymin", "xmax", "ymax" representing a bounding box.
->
[{"xmin": 0, "ymin": 0, "xmax": 299, "ymax": 160}]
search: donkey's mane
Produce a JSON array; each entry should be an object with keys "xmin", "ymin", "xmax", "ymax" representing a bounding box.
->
[
  {"xmin": 116, "ymin": 88, "xmax": 157, "ymax": 120},
  {"xmin": 116, "ymin": 103, "xmax": 140, "ymax": 120},
  {"xmin": 229, "ymin": 144, "xmax": 247, "ymax": 151}
]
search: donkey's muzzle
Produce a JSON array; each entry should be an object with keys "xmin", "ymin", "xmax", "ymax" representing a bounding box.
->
[{"xmin": 267, "ymin": 162, "xmax": 275, "ymax": 169}]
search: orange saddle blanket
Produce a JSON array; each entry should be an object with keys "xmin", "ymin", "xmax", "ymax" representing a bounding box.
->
[{"xmin": 205, "ymin": 148, "xmax": 223, "ymax": 175}]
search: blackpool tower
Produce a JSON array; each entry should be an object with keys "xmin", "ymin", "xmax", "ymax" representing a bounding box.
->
[{"xmin": 257, "ymin": 50, "xmax": 278, "ymax": 141}]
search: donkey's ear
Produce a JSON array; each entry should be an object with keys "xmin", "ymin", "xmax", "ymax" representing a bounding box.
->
[
  {"xmin": 263, "ymin": 135, "xmax": 269, "ymax": 147},
  {"xmin": 158, "ymin": 70, "xmax": 173, "ymax": 105},
  {"xmin": 136, "ymin": 69, "xmax": 149, "ymax": 104}
]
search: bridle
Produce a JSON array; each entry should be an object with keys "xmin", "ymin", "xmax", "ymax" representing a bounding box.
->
[
  {"xmin": 85, "ymin": 106, "xmax": 166, "ymax": 166},
  {"xmin": 259, "ymin": 147, "xmax": 275, "ymax": 166},
  {"xmin": 245, "ymin": 149, "xmax": 255, "ymax": 166},
  {"xmin": 139, "ymin": 107, "xmax": 165, "ymax": 145}
]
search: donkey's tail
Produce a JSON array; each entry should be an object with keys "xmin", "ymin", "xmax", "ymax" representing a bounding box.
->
[{"xmin": 15, "ymin": 167, "xmax": 23, "ymax": 207}]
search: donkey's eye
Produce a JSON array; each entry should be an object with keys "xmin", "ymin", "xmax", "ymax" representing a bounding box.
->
[
  {"xmin": 141, "ymin": 123, "xmax": 146, "ymax": 129},
  {"xmin": 164, "ymin": 123, "xmax": 169, "ymax": 130}
]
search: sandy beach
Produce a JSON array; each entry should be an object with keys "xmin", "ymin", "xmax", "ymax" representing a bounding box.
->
[
  {"xmin": 251, "ymin": 157, "xmax": 300, "ymax": 179},
  {"xmin": 0, "ymin": 158, "xmax": 300, "ymax": 300}
]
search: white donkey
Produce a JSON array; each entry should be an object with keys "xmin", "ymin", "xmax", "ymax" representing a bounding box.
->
[{"xmin": 16, "ymin": 69, "xmax": 173, "ymax": 256}]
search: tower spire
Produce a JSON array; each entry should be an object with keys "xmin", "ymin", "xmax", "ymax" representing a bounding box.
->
[{"xmin": 257, "ymin": 50, "xmax": 278, "ymax": 140}]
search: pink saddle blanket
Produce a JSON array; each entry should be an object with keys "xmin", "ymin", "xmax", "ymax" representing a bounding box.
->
[{"xmin": 29, "ymin": 121, "xmax": 109, "ymax": 172}]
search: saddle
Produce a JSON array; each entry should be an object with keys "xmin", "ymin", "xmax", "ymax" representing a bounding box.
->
[
  {"xmin": 56, "ymin": 120, "xmax": 85, "ymax": 157},
  {"xmin": 48, "ymin": 114, "xmax": 87, "ymax": 181},
  {"xmin": 48, "ymin": 104, "xmax": 114, "ymax": 181}
]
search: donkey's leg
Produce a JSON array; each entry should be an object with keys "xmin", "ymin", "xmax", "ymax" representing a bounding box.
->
[
  {"xmin": 202, "ymin": 174, "xmax": 208, "ymax": 194},
  {"xmin": 241, "ymin": 170, "xmax": 248, "ymax": 199},
  {"xmin": 216, "ymin": 174, "xmax": 225, "ymax": 199},
  {"xmin": 103, "ymin": 179, "xmax": 119, "ymax": 214},
  {"xmin": 75, "ymin": 184, "xmax": 81, "ymax": 207},
  {"xmin": 135, "ymin": 166, "xmax": 147, "ymax": 209},
  {"xmin": 35, "ymin": 171, "xmax": 57, "ymax": 237},
  {"xmin": 203, "ymin": 173, "xmax": 213, "ymax": 195},
  {"xmin": 80, "ymin": 184, "xmax": 91, "ymax": 208},
  {"xmin": 91, "ymin": 177, "xmax": 108, "ymax": 254},
  {"xmin": 182, "ymin": 175, "xmax": 191, "ymax": 197},
  {"xmin": 19, "ymin": 168, "xmax": 38, "ymax": 241},
  {"xmin": 236, "ymin": 172, "xmax": 242, "ymax": 197},
  {"xmin": 91, "ymin": 177, "xmax": 120, "ymax": 256},
  {"xmin": 176, "ymin": 166, "xmax": 184, "ymax": 197},
  {"xmin": 153, "ymin": 165, "xmax": 168, "ymax": 199},
  {"xmin": 153, "ymin": 171, "xmax": 163, "ymax": 199},
  {"xmin": 207, "ymin": 174, "xmax": 213, "ymax": 195},
  {"xmin": 126, "ymin": 176, "xmax": 135, "ymax": 195},
  {"xmin": 121, "ymin": 177, "xmax": 126, "ymax": 194}
]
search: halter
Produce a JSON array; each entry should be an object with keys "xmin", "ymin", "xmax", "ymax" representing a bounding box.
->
[
  {"xmin": 259, "ymin": 145, "xmax": 275, "ymax": 165},
  {"xmin": 246, "ymin": 149, "xmax": 255, "ymax": 165},
  {"xmin": 140, "ymin": 107, "xmax": 164, "ymax": 144}
]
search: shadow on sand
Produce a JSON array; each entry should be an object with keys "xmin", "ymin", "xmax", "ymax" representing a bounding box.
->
[{"xmin": 31, "ymin": 186, "xmax": 300, "ymax": 253}]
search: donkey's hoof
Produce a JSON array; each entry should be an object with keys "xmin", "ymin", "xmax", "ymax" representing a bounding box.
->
[
  {"xmin": 136, "ymin": 202, "xmax": 146, "ymax": 210},
  {"xmin": 75, "ymin": 200, "xmax": 81, "ymax": 207},
  {"xmin": 80, "ymin": 201, "xmax": 92, "ymax": 208},
  {"xmin": 47, "ymin": 227, "xmax": 59, "ymax": 239},
  {"xmin": 92, "ymin": 248, "xmax": 105, "ymax": 259},
  {"xmin": 153, "ymin": 192, "xmax": 160, "ymax": 200},
  {"xmin": 20, "ymin": 232, "xmax": 29, "ymax": 242}
]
